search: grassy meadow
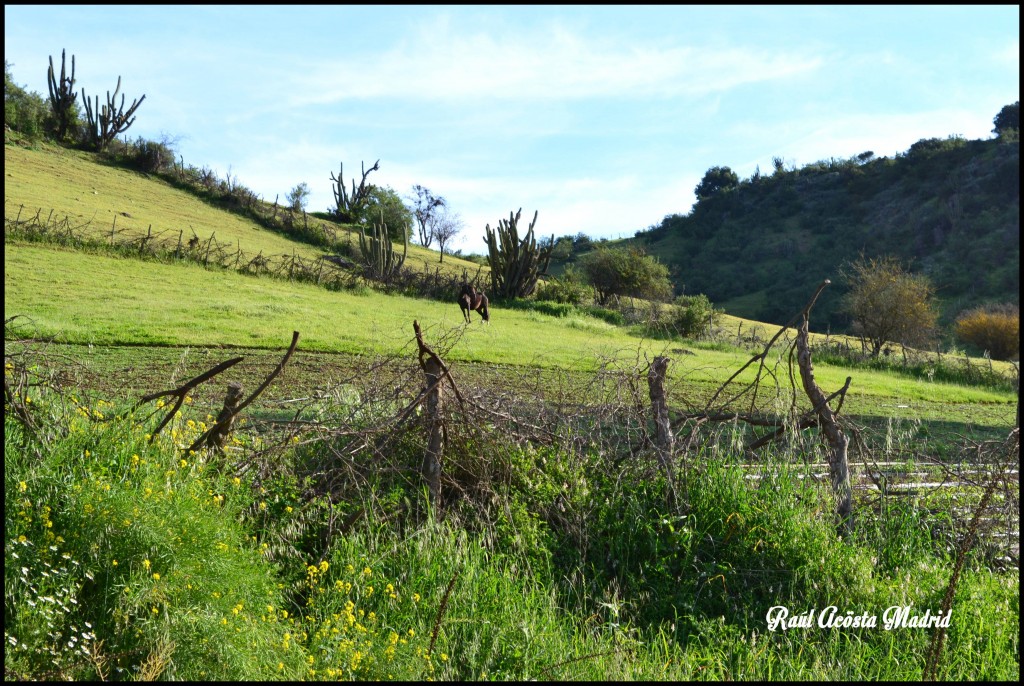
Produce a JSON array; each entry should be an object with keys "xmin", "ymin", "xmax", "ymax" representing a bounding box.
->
[{"xmin": 4, "ymin": 137, "xmax": 1019, "ymax": 681}]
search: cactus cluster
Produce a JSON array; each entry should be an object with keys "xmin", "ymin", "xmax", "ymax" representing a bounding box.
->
[
  {"xmin": 484, "ymin": 208, "xmax": 553, "ymax": 299},
  {"xmin": 81, "ymin": 75, "xmax": 146, "ymax": 151},
  {"xmin": 46, "ymin": 50, "xmax": 77, "ymax": 140},
  {"xmin": 358, "ymin": 211, "xmax": 407, "ymax": 281},
  {"xmin": 330, "ymin": 159, "xmax": 379, "ymax": 222}
]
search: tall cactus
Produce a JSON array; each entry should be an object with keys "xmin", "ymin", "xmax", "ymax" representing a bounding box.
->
[
  {"xmin": 47, "ymin": 50, "xmax": 77, "ymax": 140},
  {"xmin": 358, "ymin": 211, "xmax": 407, "ymax": 282},
  {"xmin": 484, "ymin": 208, "xmax": 553, "ymax": 299},
  {"xmin": 81, "ymin": 75, "xmax": 146, "ymax": 151},
  {"xmin": 330, "ymin": 159, "xmax": 379, "ymax": 222}
]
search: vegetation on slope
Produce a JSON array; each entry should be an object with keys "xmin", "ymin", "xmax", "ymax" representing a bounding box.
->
[{"xmin": 628, "ymin": 131, "xmax": 1019, "ymax": 330}]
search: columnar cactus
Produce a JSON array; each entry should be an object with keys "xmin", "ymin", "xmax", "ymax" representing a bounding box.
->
[
  {"xmin": 81, "ymin": 75, "xmax": 146, "ymax": 151},
  {"xmin": 46, "ymin": 50, "xmax": 77, "ymax": 140},
  {"xmin": 358, "ymin": 211, "xmax": 407, "ymax": 282},
  {"xmin": 484, "ymin": 208, "xmax": 553, "ymax": 299}
]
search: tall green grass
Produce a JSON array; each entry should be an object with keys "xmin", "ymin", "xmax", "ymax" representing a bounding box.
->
[{"xmin": 5, "ymin": 382, "xmax": 1017, "ymax": 680}]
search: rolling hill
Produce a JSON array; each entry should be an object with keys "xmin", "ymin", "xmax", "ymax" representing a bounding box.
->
[{"xmin": 601, "ymin": 133, "xmax": 1019, "ymax": 331}]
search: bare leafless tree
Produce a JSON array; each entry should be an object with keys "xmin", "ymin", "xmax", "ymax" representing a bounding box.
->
[
  {"xmin": 433, "ymin": 208, "xmax": 464, "ymax": 263},
  {"xmin": 408, "ymin": 184, "xmax": 446, "ymax": 249}
]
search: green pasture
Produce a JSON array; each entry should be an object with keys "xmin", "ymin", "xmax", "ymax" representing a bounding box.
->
[{"xmin": 5, "ymin": 241, "xmax": 1015, "ymax": 429}]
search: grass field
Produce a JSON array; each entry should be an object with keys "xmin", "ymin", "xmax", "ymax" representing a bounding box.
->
[{"xmin": 5, "ymin": 241, "xmax": 1016, "ymax": 428}]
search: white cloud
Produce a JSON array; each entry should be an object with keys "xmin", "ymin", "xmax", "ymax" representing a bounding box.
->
[{"xmin": 285, "ymin": 24, "xmax": 823, "ymax": 106}]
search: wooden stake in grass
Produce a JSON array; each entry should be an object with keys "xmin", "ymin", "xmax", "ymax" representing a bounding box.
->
[
  {"xmin": 186, "ymin": 331, "xmax": 300, "ymax": 454},
  {"xmin": 415, "ymin": 320, "xmax": 447, "ymax": 509}
]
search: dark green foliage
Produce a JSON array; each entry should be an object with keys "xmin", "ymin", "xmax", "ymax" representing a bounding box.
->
[
  {"xmin": 361, "ymin": 185, "xmax": 414, "ymax": 241},
  {"xmin": 634, "ymin": 120, "xmax": 1020, "ymax": 331},
  {"xmin": 694, "ymin": 165, "xmax": 739, "ymax": 200},
  {"xmin": 669, "ymin": 294, "xmax": 718, "ymax": 338},
  {"xmin": 533, "ymin": 265, "xmax": 594, "ymax": 305},
  {"xmin": 5, "ymin": 60, "xmax": 52, "ymax": 140},
  {"xmin": 992, "ymin": 101, "xmax": 1019, "ymax": 136},
  {"xmin": 101, "ymin": 135, "xmax": 176, "ymax": 174}
]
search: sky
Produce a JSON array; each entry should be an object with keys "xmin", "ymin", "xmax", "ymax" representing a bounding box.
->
[{"xmin": 4, "ymin": 5, "xmax": 1019, "ymax": 254}]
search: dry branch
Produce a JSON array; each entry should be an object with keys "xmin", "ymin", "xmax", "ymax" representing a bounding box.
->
[
  {"xmin": 132, "ymin": 356, "xmax": 244, "ymax": 443},
  {"xmin": 186, "ymin": 331, "xmax": 300, "ymax": 454}
]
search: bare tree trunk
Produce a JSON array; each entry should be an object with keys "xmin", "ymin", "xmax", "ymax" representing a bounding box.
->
[
  {"xmin": 796, "ymin": 302, "xmax": 853, "ymax": 535},
  {"xmin": 414, "ymin": 321, "xmax": 450, "ymax": 510}
]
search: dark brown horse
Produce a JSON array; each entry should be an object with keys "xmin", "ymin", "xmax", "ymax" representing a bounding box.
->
[{"xmin": 458, "ymin": 284, "xmax": 490, "ymax": 323}]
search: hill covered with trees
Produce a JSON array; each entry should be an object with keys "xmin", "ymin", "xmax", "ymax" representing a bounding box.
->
[{"xmin": 625, "ymin": 107, "xmax": 1019, "ymax": 331}]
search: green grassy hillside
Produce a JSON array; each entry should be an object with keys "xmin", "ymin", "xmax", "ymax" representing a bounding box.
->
[
  {"xmin": 4, "ymin": 140, "xmax": 487, "ymax": 277},
  {"xmin": 4, "ymin": 139, "xmax": 1016, "ymax": 422}
]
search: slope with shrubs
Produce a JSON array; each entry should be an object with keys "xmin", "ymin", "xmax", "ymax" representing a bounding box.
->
[
  {"xmin": 4, "ymin": 63, "xmax": 1019, "ymax": 684},
  {"xmin": 4, "ymin": 137, "xmax": 488, "ymax": 280},
  {"xmin": 629, "ymin": 133, "xmax": 1019, "ymax": 330}
]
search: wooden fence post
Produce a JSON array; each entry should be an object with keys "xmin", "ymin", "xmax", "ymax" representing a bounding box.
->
[
  {"xmin": 648, "ymin": 356, "xmax": 677, "ymax": 504},
  {"xmin": 414, "ymin": 321, "xmax": 446, "ymax": 510},
  {"xmin": 205, "ymin": 381, "xmax": 244, "ymax": 453}
]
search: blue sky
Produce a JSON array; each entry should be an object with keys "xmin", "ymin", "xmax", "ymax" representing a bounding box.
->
[{"xmin": 5, "ymin": 5, "xmax": 1019, "ymax": 254}]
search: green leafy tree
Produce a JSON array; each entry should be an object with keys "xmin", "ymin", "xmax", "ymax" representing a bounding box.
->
[
  {"xmin": 5, "ymin": 61, "xmax": 51, "ymax": 139},
  {"xmin": 992, "ymin": 101, "xmax": 1019, "ymax": 136},
  {"xmin": 841, "ymin": 255, "xmax": 939, "ymax": 357},
  {"xmin": 578, "ymin": 246, "xmax": 673, "ymax": 306},
  {"xmin": 534, "ymin": 265, "xmax": 594, "ymax": 305},
  {"xmin": 695, "ymin": 165, "xmax": 739, "ymax": 200},
  {"xmin": 670, "ymin": 294, "xmax": 719, "ymax": 338},
  {"xmin": 362, "ymin": 185, "xmax": 414, "ymax": 242},
  {"xmin": 286, "ymin": 182, "xmax": 311, "ymax": 212}
]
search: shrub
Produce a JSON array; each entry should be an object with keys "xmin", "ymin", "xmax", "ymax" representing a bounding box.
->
[
  {"xmin": 955, "ymin": 303, "xmax": 1020, "ymax": 360},
  {"xmin": 578, "ymin": 246, "xmax": 672, "ymax": 306},
  {"xmin": 670, "ymin": 294, "xmax": 718, "ymax": 338},
  {"xmin": 287, "ymin": 182, "xmax": 311, "ymax": 212},
  {"xmin": 5, "ymin": 61, "xmax": 52, "ymax": 141},
  {"xmin": 533, "ymin": 266, "xmax": 593, "ymax": 305},
  {"xmin": 842, "ymin": 255, "xmax": 939, "ymax": 357}
]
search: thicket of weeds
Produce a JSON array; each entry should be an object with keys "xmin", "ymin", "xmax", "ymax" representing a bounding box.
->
[{"xmin": 4, "ymin": 341, "xmax": 1018, "ymax": 680}]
